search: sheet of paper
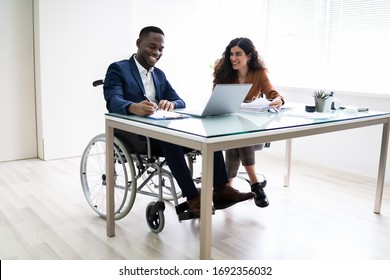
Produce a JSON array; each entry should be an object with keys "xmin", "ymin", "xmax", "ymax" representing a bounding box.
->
[{"xmin": 146, "ymin": 110, "xmax": 190, "ymax": 120}]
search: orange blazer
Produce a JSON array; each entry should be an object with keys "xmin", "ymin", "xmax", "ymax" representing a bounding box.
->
[{"xmin": 237, "ymin": 69, "xmax": 283, "ymax": 102}]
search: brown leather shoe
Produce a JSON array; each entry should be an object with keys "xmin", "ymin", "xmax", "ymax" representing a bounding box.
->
[
  {"xmin": 187, "ymin": 193, "xmax": 201, "ymax": 215},
  {"xmin": 213, "ymin": 185, "xmax": 255, "ymax": 209},
  {"xmin": 187, "ymin": 192, "xmax": 215, "ymax": 216}
]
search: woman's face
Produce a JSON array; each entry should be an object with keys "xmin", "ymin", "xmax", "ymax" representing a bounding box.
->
[{"xmin": 230, "ymin": 46, "xmax": 251, "ymax": 70}]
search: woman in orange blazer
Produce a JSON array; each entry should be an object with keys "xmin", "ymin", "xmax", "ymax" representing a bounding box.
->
[{"xmin": 213, "ymin": 37, "xmax": 284, "ymax": 208}]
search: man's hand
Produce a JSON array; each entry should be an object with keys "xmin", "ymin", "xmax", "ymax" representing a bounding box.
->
[
  {"xmin": 128, "ymin": 101, "xmax": 157, "ymax": 116},
  {"xmin": 158, "ymin": 100, "xmax": 174, "ymax": 111}
]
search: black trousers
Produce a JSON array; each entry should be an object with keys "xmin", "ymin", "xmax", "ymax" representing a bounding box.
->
[
  {"xmin": 115, "ymin": 129, "xmax": 228, "ymax": 198},
  {"xmin": 156, "ymin": 139, "xmax": 228, "ymax": 198}
]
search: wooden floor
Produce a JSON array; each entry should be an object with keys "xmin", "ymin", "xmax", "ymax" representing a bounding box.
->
[{"xmin": 1, "ymin": 152, "xmax": 390, "ymax": 260}]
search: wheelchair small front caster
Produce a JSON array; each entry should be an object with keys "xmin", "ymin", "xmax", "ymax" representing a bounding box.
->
[{"xmin": 145, "ymin": 201, "xmax": 165, "ymax": 233}]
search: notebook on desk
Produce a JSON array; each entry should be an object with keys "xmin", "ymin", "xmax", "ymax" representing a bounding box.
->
[
  {"xmin": 146, "ymin": 110, "xmax": 190, "ymax": 120},
  {"xmin": 176, "ymin": 84, "xmax": 252, "ymax": 117}
]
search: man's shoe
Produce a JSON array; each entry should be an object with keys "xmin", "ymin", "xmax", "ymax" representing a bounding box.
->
[
  {"xmin": 184, "ymin": 192, "xmax": 215, "ymax": 218},
  {"xmin": 187, "ymin": 193, "xmax": 201, "ymax": 216},
  {"xmin": 213, "ymin": 185, "xmax": 255, "ymax": 209},
  {"xmin": 251, "ymin": 182, "xmax": 269, "ymax": 208}
]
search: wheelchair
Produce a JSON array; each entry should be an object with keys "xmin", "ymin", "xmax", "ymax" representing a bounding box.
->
[{"xmin": 80, "ymin": 80, "xmax": 200, "ymax": 234}]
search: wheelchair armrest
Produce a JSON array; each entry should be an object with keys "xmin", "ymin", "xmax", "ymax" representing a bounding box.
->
[
  {"xmin": 92, "ymin": 79, "xmax": 104, "ymax": 87},
  {"xmin": 146, "ymin": 137, "xmax": 153, "ymax": 159}
]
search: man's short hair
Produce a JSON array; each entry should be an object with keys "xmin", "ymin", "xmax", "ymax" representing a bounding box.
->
[{"xmin": 139, "ymin": 26, "xmax": 165, "ymax": 38}]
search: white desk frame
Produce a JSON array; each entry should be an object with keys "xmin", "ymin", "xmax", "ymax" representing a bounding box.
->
[{"xmin": 105, "ymin": 113, "xmax": 390, "ymax": 260}]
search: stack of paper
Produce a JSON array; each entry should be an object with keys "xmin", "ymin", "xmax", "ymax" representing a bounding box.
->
[{"xmin": 240, "ymin": 98, "xmax": 271, "ymax": 112}]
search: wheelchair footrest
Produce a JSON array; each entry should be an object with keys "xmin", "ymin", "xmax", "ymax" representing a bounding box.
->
[
  {"xmin": 175, "ymin": 201, "xmax": 189, "ymax": 215},
  {"xmin": 175, "ymin": 202, "xmax": 200, "ymax": 221},
  {"xmin": 178, "ymin": 211, "xmax": 200, "ymax": 221},
  {"xmin": 175, "ymin": 201, "xmax": 215, "ymax": 221}
]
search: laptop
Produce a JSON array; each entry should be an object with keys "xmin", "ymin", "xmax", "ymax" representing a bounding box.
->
[{"xmin": 176, "ymin": 84, "xmax": 252, "ymax": 117}]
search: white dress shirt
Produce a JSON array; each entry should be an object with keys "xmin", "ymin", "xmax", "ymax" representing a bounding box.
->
[{"xmin": 134, "ymin": 56, "xmax": 157, "ymax": 102}]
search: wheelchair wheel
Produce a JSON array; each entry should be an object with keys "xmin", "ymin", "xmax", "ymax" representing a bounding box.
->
[
  {"xmin": 80, "ymin": 133, "xmax": 137, "ymax": 220},
  {"xmin": 143, "ymin": 153, "xmax": 196, "ymax": 201},
  {"xmin": 145, "ymin": 201, "xmax": 165, "ymax": 233}
]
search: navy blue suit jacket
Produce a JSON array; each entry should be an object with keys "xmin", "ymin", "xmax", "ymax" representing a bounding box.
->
[{"xmin": 103, "ymin": 54, "xmax": 185, "ymax": 114}]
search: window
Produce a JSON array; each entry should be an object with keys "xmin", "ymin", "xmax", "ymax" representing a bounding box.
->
[{"xmin": 264, "ymin": 0, "xmax": 390, "ymax": 94}]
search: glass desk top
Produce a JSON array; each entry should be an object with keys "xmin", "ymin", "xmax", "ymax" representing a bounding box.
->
[{"xmin": 106, "ymin": 104, "xmax": 390, "ymax": 138}]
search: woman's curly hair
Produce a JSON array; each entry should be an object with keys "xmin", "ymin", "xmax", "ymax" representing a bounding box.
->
[{"xmin": 213, "ymin": 37, "xmax": 266, "ymax": 86}]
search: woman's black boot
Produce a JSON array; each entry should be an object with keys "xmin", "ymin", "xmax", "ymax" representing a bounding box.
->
[{"xmin": 251, "ymin": 182, "xmax": 269, "ymax": 208}]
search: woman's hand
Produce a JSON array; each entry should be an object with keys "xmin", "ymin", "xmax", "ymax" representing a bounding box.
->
[{"xmin": 269, "ymin": 97, "xmax": 283, "ymax": 108}]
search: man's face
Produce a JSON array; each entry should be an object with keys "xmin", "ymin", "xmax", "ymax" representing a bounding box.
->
[{"xmin": 136, "ymin": 32, "xmax": 165, "ymax": 70}]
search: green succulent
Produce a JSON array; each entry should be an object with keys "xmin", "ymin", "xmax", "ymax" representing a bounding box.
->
[{"xmin": 313, "ymin": 90, "xmax": 332, "ymax": 100}]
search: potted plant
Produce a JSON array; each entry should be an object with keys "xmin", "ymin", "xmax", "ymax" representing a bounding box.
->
[{"xmin": 313, "ymin": 90, "xmax": 333, "ymax": 112}]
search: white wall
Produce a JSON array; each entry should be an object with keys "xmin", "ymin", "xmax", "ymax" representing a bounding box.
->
[
  {"xmin": 0, "ymin": 0, "xmax": 36, "ymax": 161},
  {"xmin": 34, "ymin": 0, "xmax": 133, "ymax": 159}
]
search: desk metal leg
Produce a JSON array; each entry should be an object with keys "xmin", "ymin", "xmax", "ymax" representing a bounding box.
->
[
  {"xmin": 374, "ymin": 121, "xmax": 389, "ymax": 214},
  {"xmin": 284, "ymin": 139, "xmax": 292, "ymax": 187},
  {"xmin": 106, "ymin": 122, "xmax": 115, "ymax": 237},
  {"xmin": 199, "ymin": 144, "xmax": 214, "ymax": 260}
]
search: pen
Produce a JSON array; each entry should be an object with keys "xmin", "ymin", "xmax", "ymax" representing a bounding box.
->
[
  {"xmin": 143, "ymin": 93, "xmax": 152, "ymax": 102},
  {"xmin": 144, "ymin": 94, "xmax": 158, "ymax": 111}
]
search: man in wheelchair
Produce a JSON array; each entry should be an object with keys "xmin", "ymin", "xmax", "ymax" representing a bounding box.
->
[{"xmin": 103, "ymin": 26, "xmax": 254, "ymax": 217}]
